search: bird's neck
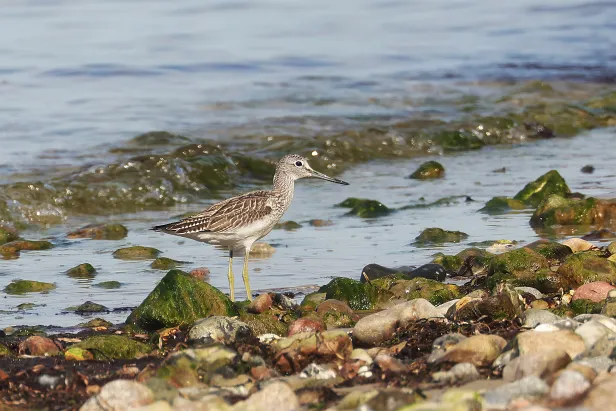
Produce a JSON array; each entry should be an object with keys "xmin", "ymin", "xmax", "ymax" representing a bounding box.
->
[{"xmin": 272, "ymin": 171, "xmax": 295, "ymax": 202}]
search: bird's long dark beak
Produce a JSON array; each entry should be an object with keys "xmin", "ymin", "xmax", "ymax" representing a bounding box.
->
[{"xmin": 310, "ymin": 169, "xmax": 349, "ymax": 185}]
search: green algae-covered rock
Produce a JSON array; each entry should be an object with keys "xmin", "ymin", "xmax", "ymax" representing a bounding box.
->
[
  {"xmin": 455, "ymin": 248, "xmax": 495, "ymax": 273},
  {"xmin": 0, "ymin": 227, "xmax": 18, "ymax": 245},
  {"xmin": 239, "ymin": 312, "xmax": 288, "ymax": 336},
  {"xmin": 93, "ymin": 281, "xmax": 121, "ymax": 289},
  {"xmin": 0, "ymin": 240, "xmax": 53, "ymax": 257},
  {"xmin": 65, "ymin": 346, "xmax": 94, "ymax": 361},
  {"xmin": 66, "ymin": 263, "xmax": 96, "ymax": 278},
  {"xmin": 113, "ymin": 246, "xmax": 161, "ymax": 260},
  {"xmin": 390, "ymin": 278, "xmax": 461, "ymax": 306},
  {"xmin": 126, "ymin": 269, "xmax": 238, "ymax": 330},
  {"xmin": 79, "ymin": 318, "xmax": 113, "ymax": 328},
  {"xmin": 552, "ymin": 299, "xmax": 603, "ymax": 317},
  {"xmin": 74, "ymin": 301, "xmax": 108, "ymax": 313},
  {"xmin": 274, "ymin": 221, "xmax": 303, "ymax": 230},
  {"xmin": 525, "ymin": 239, "xmax": 573, "ymax": 262},
  {"xmin": 447, "ymin": 283, "xmax": 522, "ymax": 321},
  {"xmin": 4, "ymin": 280, "xmax": 56, "ymax": 295},
  {"xmin": 371, "ymin": 273, "xmax": 411, "ymax": 291},
  {"xmin": 557, "ymin": 252, "xmax": 616, "ymax": 289},
  {"xmin": 70, "ymin": 335, "xmax": 151, "ymax": 360},
  {"xmin": 513, "ymin": 170, "xmax": 570, "ymax": 207},
  {"xmin": 0, "ymin": 343, "xmax": 12, "ymax": 357},
  {"xmin": 530, "ymin": 195, "xmax": 607, "ymax": 227},
  {"xmin": 413, "ymin": 228, "xmax": 469, "ymax": 246},
  {"xmin": 323, "ymin": 311, "xmax": 356, "ymax": 329},
  {"xmin": 67, "ymin": 223, "xmax": 128, "ymax": 240},
  {"xmin": 479, "ymin": 196, "xmax": 527, "ymax": 214},
  {"xmin": 336, "ymin": 198, "xmax": 392, "ymax": 218},
  {"xmin": 487, "ymin": 247, "xmax": 559, "ymax": 293},
  {"xmin": 433, "ymin": 130, "xmax": 484, "ymax": 151},
  {"xmin": 409, "ymin": 161, "xmax": 445, "ymax": 180},
  {"xmin": 431, "ymin": 253, "xmax": 463, "ymax": 271},
  {"xmin": 151, "ymin": 257, "xmax": 183, "ymax": 270},
  {"xmin": 300, "ymin": 292, "xmax": 327, "ymax": 311},
  {"xmin": 318, "ymin": 277, "xmax": 392, "ymax": 310}
]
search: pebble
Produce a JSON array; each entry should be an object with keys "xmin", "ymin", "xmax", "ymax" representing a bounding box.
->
[
  {"xmin": 573, "ymin": 281, "xmax": 616, "ymax": 303},
  {"xmin": 583, "ymin": 374, "xmax": 616, "ymax": 410},
  {"xmin": 288, "ymin": 317, "xmax": 325, "ymax": 336},
  {"xmin": 483, "ymin": 376, "xmax": 549, "ymax": 410},
  {"xmin": 515, "ymin": 287, "xmax": 544, "ymax": 300},
  {"xmin": 316, "ymin": 299, "xmax": 355, "ymax": 316},
  {"xmin": 432, "ymin": 334, "xmax": 507, "ymax": 366},
  {"xmin": 562, "ymin": 238, "xmax": 596, "ymax": 253},
  {"xmin": 575, "ymin": 314, "xmax": 616, "ymax": 333},
  {"xmin": 550, "ymin": 370, "xmax": 591, "ymax": 402},
  {"xmin": 247, "ymin": 294, "xmax": 273, "ymax": 314},
  {"xmin": 574, "ymin": 319, "xmax": 616, "ymax": 349},
  {"xmin": 521, "ymin": 309, "xmax": 561, "ymax": 328},
  {"xmin": 516, "ymin": 330, "xmax": 585, "ymax": 359},
  {"xmin": 188, "ymin": 267, "xmax": 210, "ymax": 281},
  {"xmin": 299, "ymin": 363, "xmax": 337, "ymax": 380},
  {"xmin": 352, "ymin": 298, "xmax": 440, "ymax": 346},
  {"xmin": 232, "ymin": 381, "xmax": 299, "ymax": 411},
  {"xmin": 350, "ymin": 348, "xmax": 373, "ymax": 365},
  {"xmin": 18, "ymin": 336, "xmax": 61, "ymax": 357},
  {"xmin": 187, "ymin": 317, "xmax": 254, "ymax": 345},
  {"xmin": 80, "ymin": 380, "xmax": 154, "ymax": 411},
  {"xmin": 374, "ymin": 353, "xmax": 407, "ymax": 374},
  {"xmin": 584, "ymin": 334, "xmax": 616, "ymax": 357},
  {"xmin": 575, "ymin": 356, "xmax": 616, "ymax": 373},
  {"xmin": 432, "ymin": 363, "xmax": 481, "ymax": 385},
  {"xmin": 502, "ymin": 349, "xmax": 570, "ymax": 382}
]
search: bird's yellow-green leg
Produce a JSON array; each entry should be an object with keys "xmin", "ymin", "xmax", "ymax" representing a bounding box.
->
[
  {"xmin": 228, "ymin": 250, "xmax": 235, "ymax": 302},
  {"xmin": 242, "ymin": 249, "xmax": 253, "ymax": 301}
]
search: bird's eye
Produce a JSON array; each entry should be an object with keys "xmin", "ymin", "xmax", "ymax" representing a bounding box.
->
[{"xmin": 295, "ymin": 161, "xmax": 303, "ymax": 167}]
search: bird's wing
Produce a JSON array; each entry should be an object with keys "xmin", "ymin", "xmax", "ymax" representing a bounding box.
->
[{"xmin": 156, "ymin": 191, "xmax": 273, "ymax": 234}]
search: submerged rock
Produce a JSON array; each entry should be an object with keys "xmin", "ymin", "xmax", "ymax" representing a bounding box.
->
[
  {"xmin": 4, "ymin": 280, "xmax": 56, "ymax": 295},
  {"xmin": 408, "ymin": 160, "xmax": 445, "ymax": 180},
  {"xmin": 67, "ymin": 223, "xmax": 128, "ymax": 240},
  {"xmin": 93, "ymin": 281, "xmax": 121, "ymax": 289},
  {"xmin": 274, "ymin": 221, "xmax": 302, "ymax": 230},
  {"xmin": 66, "ymin": 263, "xmax": 97, "ymax": 278},
  {"xmin": 319, "ymin": 277, "xmax": 392, "ymax": 310},
  {"xmin": 126, "ymin": 270, "xmax": 238, "ymax": 331},
  {"xmin": 413, "ymin": 227, "xmax": 469, "ymax": 246},
  {"xmin": 0, "ymin": 240, "xmax": 53, "ymax": 257},
  {"xmin": 336, "ymin": 198, "xmax": 393, "ymax": 218},
  {"xmin": 513, "ymin": 170, "xmax": 570, "ymax": 207},
  {"xmin": 71, "ymin": 335, "xmax": 151, "ymax": 360},
  {"xmin": 150, "ymin": 257, "xmax": 184, "ymax": 270},
  {"xmin": 113, "ymin": 246, "xmax": 161, "ymax": 260},
  {"xmin": 531, "ymin": 195, "xmax": 616, "ymax": 228},
  {"xmin": 480, "ymin": 196, "xmax": 527, "ymax": 214},
  {"xmin": 72, "ymin": 301, "xmax": 109, "ymax": 314}
]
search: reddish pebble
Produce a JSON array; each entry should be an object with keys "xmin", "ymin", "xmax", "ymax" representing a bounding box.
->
[
  {"xmin": 573, "ymin": 281, "xmax": 616, "ymax": 303},
  {"xmin": 0, "ymin": 369, "xmax": 8, "ymax": 381},
  {"xmin": 247, "ymin": 293, "xmax": 273, "ymax": 314},
  {"xmin": 250, "ymin": 365, "xmax": 275, "ymax": 380},
  {"xmin": 288, "ymin": 317, "xmax": 326, "ymax": 336},
  {"xmin": 316, "ymin": 299, "xmax": 355, "ymax": 316},
  {"xmin": 18, "ymin": 336, "xmax": 61, "ymax": 357},
  {"xmin": 189, "ymin": 267, "xmax": 210, "ymax": 281}
]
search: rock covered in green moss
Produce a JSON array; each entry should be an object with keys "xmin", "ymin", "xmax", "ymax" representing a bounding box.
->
[
  {"xmin": 4, "ymin": 280, "xmax": 56, "ymax": 295},
  {"xmin": 79, "ymin": 318, "xmax": 113, "ymax": 328},
  {"xmin": 323, "ymin": 311, "xmax": 356, "ymax": 328},
  {"xmin": 389, "ymin": 278, "xmax": 461, "ymax": 305},
  {"xmin": 409, "ymin": 161, "xmax": 445, "ymax": 180},
  {"xmin": 557, "ymin": 252, "xmax": 616, "ymax": 289},
  {"xmin": 413, "ymin": 228, "xmax": 469, "ymax": 246},
  {"xmin": 0, "ymin": 240, "xmax": 53, "ymax": 257},
  {"xmin": 73, "ymin": 301, "xmax": 109, "ymax": 314},
  {"xmin": 300, "ymin": 292, "xmax": 327, "ymax": 311},
  {"xmin": 530, "ymin": 195, "xmax": 616, "ymax": 228},
  {"xmin": 336, "ymin": 198, "xmax": 392, "ymax": 218},
  {"xmin": 0, "ymin": 343, "xmax": 12, "ymax": 357},
  {"xmin": 318, "ymin": 277, "xmax": 392, "ymax": 310},
  {"xmin": 433, "ymin": 130, "xmax": 484, "ymax": 151},
  {"xmin": 0, "ymin": 226, "xmax": 18, "ymax": 245},
  {"xmin": 479, "ymin": 196, "xmax": 527, "ymax": 214},
  {"xmin": 513, "ymin": 170, "xmax": 570, "ymax": 207},
  {"xmin": 70, "ymin": 335, "xmax": 151, "ymax": 360},
  {"xmin": 239, "ymin": 312, "xmax": 288, "ymax": 336},
  {"xmin": 67, "ymin": 223, "xmax": 128, "ymax": 240},
  {"xmin": 66, "ymin": 263, "xmax": 97, "ymax": 278},
  {"xmin": 150, "ymin": 257, "xmax": 184, "ymax": 270},
  {"xmin": 525, "ymin": 239, "xmax": 573, "ymax": 262},
  {"xmin": 94, "ymin": 281, "xmax": 121, "ymax": 289},
  {"xmin": 274, "ymin": 221, "xmax": 303, "ymax": 230},
  {"xmin": 113, "ymin": 246, "xmax": 161, "ymax": 260},
  {"xmin": 487, "ymin": 247, "xmax": 558, "ymax": 293},
  {"xmin": 126, "ymin": 269, "xmax": 238, "ymax": 330},
  {"xmin": 431, "ymin": 253, "xmax": 463, "ymax": 271},
  {"xmin": 447, "ymin": 283, "xmax": 522, "ymax": 321}
]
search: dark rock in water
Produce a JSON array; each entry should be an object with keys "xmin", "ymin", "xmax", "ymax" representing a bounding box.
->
[
  {"xmin": 274, "ymin": 221, "xmax": 302, "ymax": 230},
  {"xmin": 408, "ymin": 264, "xmax": 447, "ymax": 282},
  {"xmin": 113, "ymin": 246, "xmax": 161, "ymax": 260},
  {"xmin": 0, "ymin": 240, "xmax": 53, "ymax": 258},
  {"xmin": 492, "ymin": 167, "xmax": 507, "ymax": 173},
  {"xmin": 524, "ymin": 122, "xmax": 555, "ymax": 139},
  {"xmin": 309, "ymin": 219, "xmax": 333, "ymax": 227},
  {"xmin": 66, "ymin": 263, "xmax": 96, "ymax": 278},
  {"xmin": 413, "ymin": 227, "xmax": 469, "ymax": 246},
  {"xmin": 67, "ymin": 223, "xmax": 128, "ymax": 240},
  {"xmin": 74, "ymin": 301, "xmax": 109, "ymax": 314},
  {"xmin": 408, "ymin": 160, "xmax": 445, "ymax": 180},
  {"xmin": 530, "ymin": 195, "xmax": 616, "ymax": 228},
  {"xmin": 581, "ymin": 165, "xmax": 595, "ymax": 174},
  {"xmin": 4, "ymin": 280, "xmax": 56, "ymax": 295},
  {"xmin": 126, "ymin": 269, "xmax": 238, "ymax": 331},
  {"xmin": 150, "ymin": 257, "xmax": 184, "ymax": 270},
  {"xmin": 336, "ymin": 198, "xmax": 392, "ymax": 218},
  {"xmin": 93, "ymin": 281, "xmax": 121, "ymax": 289},
  {"xmin": 479, "ymin": 196, "xmax": 527, "ymax": 214},
  {"xmin": 360, "ymin": 264, "xmax": 401, "ymax": 283},
  {"xmin": 513, "ymin": 170, "xmax": 570, "ymax": 207},
  {"xmin": 318, "ymin": 277, "xmax": 392, "ymax": 310},
  {"xmin": 582, "ymin": 229, "xmax": 616, "ymax": 241},
  {"xmin": 70, "ymin": 335, "xmax": 151, "ymax": 360}
]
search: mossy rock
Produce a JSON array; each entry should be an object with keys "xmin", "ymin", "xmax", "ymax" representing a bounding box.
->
[
  {"xmin": 113, "ymin": 246, "xmax": 161, "ymax": 260},
  {"xmin": 70, "ymin": 335, "xmax": 151, "ymax": 360},
  {"xmin": 479, "ymin": 197, "xmax": 527, "ymax": 214},
  {"xmin": 557, "ymin": 251, "xmax": 616, "ymax": 289},
  {"xmin": 431, "ymin": 253, "xmax": 463, "ymax": 271},
  {"xmin": 488, "ymin": 247, "xmax": 559, "ymax": 293},
  {"xmin": 67, "ymin": 223, "xmax": 128, "ymax": 240},
  {"xmin": 609, "ymin": 242, "xmax": 616, "ymax": 255},
  {"xmin": 300, "ymin": 292, "xmax": 327, "ymax": 311},
  {"xmin": 0, "ymin": 227, "xmax": 19, "ymax": 245},
  {"xmin": 551, "ymin": 299, "xmax": 603, "ymax": 317},
  {"xmin": 530, "ymin": 195, "xmax": 597, "ymax": 227},
  {"xmin": 336, "ymin": 198, "xmax": 392, "ymax": 218},
  {"xmin": 323, "ymin": 311, "xmax": 356, "ymax": 329},
  {"xmin": 371, "ymin": 273, "xmax": 411, "ymax": 290},
  {"xmin": 389, "ymin": 278, "xmax": 461, "ymax": 305},
  {"xmin": 17, "ymin": 303, "xmax": 39, "ymax": 310},
  {"xmin": 65, "ymin": 347, "xmax": 95, "ymax": 361},
  {"xmin": 409, "ymin": 161, "xmax": 445, "ymax": 180},
  {"xmin": 513, "ymin": 170, "xmax": 570, "ymax": 207},
  {"xmin": 274, "ymin": 221, "xmax": 303, "ymax": 230},
  {"xmin": 456, "ymin": 248, "xmax": 494, "ymax": 266},
  {"xmin": 126, "ymin": 270, "xmax": 238, "ymax": 331},
  {"xmin": 239, "ymin": 312, "xmax": 288, "ymax": 336},
  {"xmin": 93, "ymin": 281, "xmax": 121, "ymax": 289},
  {"xmin": 74, "ymin": 301, "xmax": 109, "ymax": 313},
  {"xmin": 413, "ymin": 228, "xmax": 469, "ymax": 246},
  {"xmin": 0, "ymin": 240, "xmax": 53, "ymax": 257},
  {"xmin": 432, "ymin": 130, "xmax": 484, "ymax": 151},
  {"xmin": 4, "ymin": 280, "xmax": 56, "ymax": 295},
  {"xmin": 525, "ymin": 239, "xmax": 572, "ymax": 262},
  {"xmin": 318, "ymin": 277, "xmax": 392, "ymax": 310},
  {"xmin": 0, "ymin": 343, "xmax": 12, "ymax": 357},
  {"xmin": 66, "ymin": 263, "xmax": 97, "ymax": 278},
  {"xmin": 79, "ymin": 318, "xmax": 113, "ymax": 328},
  {"xmin": 151, "ymin": 257, "xmax": 184, "ymax": 270}
]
